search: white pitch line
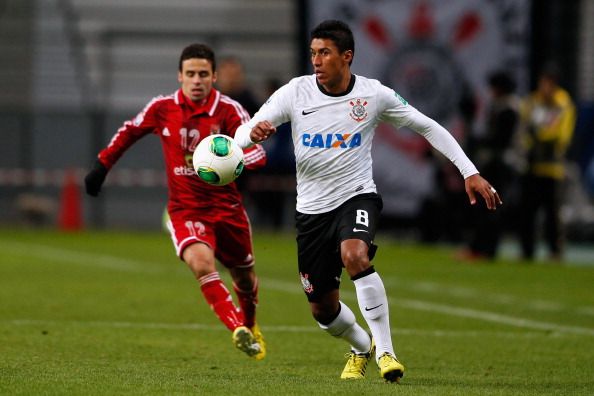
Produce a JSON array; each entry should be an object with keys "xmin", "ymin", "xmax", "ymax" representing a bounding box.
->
[
  {"xmin": 577, "ymin": 306, "xmax": 594, "ymax": 316},
  {"xmin": 259, "ymin": 278, "xmax": 594, "ymax": 337},
  {"xmin": 0, "ymin": 240, "xmax": 167, "ymax": 274},
  {"xmin": 2, "ymin": 240, "xmax": 593, "ymax": 336},
  {"xmin": 382, "ymin": 278, "xmax": 568, "ymax": 312},
  {"xmin": 0, "ymin": 319, "xmax": 560, "ymax": 338},
  {"xmin": 396, "ymin": 298, "xmax": 594, "ymax": 336}
]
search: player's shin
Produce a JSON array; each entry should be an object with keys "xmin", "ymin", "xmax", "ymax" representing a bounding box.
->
[
  {"xmin": 353, "ymin": 271, "xmax": 396, "ymax": 361},
  {"xmin": 199, "ymin": 272, "xmax": 243, "ymax": 331},
  {"xmin": 318, "ymin": 301, "xmax": 372, "ymax": 354},
  {"xmin": 233, "ymin": 279, "xmax": 258, "ymax": 328}
]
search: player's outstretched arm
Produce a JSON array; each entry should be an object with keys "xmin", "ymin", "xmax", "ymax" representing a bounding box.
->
[
  {"xmin": 84, "ymin": 159, "xmax": 108, "ymax": 197},
  {"xmin": 464, "ymin": 174, "xmax": 503, "ymax": 210},
  {"xmin": 235, "ymin": 121, "xmax": 275, "ymax": 148}
]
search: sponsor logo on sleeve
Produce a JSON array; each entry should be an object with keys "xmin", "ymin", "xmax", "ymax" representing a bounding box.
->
[{"xmin": 395, "ymin": 92, "xmax": 408, "ymax": 106}]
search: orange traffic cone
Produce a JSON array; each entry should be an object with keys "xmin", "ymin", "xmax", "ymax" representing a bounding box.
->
[{"xmin": 58, "ymin": 169, "xmax": 83, "ymax": 231}]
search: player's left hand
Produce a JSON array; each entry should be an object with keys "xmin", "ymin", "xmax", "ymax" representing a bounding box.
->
[
  {"xmin": 84, "ymin": 159, "xmax": 108, "ymax": 197},
  {"xmin": 465, "ymin": 174, "xmax": 502, "ymax": 210}
]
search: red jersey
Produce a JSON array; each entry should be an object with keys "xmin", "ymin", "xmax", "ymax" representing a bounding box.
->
[{"xmin": 98, "ymin": 88, "xmax": 266, "ymax": 212}]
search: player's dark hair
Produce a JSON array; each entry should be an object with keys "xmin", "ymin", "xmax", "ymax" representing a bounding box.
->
[
  {"xmin": 311, "ymin": 20, "xmax": 355, "ymax": 64},
  {"xmin": 487, "ymin": 71, "xmax": 516, "ymax": 95},
  {"xmin": 179, "ymin": 43, "xmax": 216, "ymax": 72},
  {"xmin": 539, "ymin": 61, "xmax": 560, "ymax": 84}
]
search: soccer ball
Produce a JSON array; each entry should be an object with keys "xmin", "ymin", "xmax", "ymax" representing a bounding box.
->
[{"xmin": 192, "ymin": 134, "xmax": 244, "ymax": 186}]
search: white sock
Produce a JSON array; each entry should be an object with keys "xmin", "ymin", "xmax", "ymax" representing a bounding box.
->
[
  {"xmin": 353, "ymin": 271, "xmax": 395, "ymax": 361},
  {"xmin": 318, "ymin": 301, "xmax": 372, "ymax": 354}
]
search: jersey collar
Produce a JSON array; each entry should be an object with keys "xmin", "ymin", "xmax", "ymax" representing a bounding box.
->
[
  {"xmin": 176, "ymin": 88, "xmax": 221, "ymax": 116},
  {"xmin": 316, "ymin": 74, "xmax": 356, "ymax": 97}
]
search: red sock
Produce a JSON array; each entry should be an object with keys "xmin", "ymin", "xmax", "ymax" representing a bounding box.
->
[
  {"xmin": 233, "ymin": 279, "xmax": 258, "ymax": 328},
  {"xmin": 199, "ymin": 272, "xmax": 243, "ymax": 331}
]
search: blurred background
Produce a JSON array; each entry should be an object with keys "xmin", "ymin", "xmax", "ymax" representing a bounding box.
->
[{"xmin": 1, "ymin": 0, "xmax": 593, "ymax": 258}]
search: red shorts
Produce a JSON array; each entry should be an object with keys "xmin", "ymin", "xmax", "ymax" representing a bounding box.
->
[{"xmin": 166, "ymin": 205, "xmax": 255, "ymax": 269}]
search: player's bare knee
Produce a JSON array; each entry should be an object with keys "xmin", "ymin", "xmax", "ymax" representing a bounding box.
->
[
  {"xmin": 342, "ymin": 250, "xmax": 370, "ymax": 277},
  {"xmin": 182, "ymin": 243, "xmax": 216, "ymax": 278}
]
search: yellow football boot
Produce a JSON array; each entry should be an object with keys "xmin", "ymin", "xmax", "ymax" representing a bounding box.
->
[
  {"xmin": 250, "ymin": 324, "xmax": 266, "ymax": 360},
  {"xmin": 340, "ymin": 339, "xmax": 375, "ymax": 379},
  {"xmin": 377, "ymin": 352, "xmax": 405, "ymax": 383},
  {"xmin": 232, "ymin": 326, "xmax": 261, "ymax": 358}
]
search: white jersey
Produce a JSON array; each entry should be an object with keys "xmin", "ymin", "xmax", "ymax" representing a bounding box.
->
[{"xmin": 235, "ymin": 74, "xmax": 478, "ymax": 214}]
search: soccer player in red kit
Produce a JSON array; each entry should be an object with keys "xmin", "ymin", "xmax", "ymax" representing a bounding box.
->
[{"xmin": 84, "ymin": 43, "xmax": 267, "ymax": 360}]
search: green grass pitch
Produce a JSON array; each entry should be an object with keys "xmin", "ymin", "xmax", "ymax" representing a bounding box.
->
[{"xmin": 1, "ymin": 228, "xmax": 593, "ymax": 395}]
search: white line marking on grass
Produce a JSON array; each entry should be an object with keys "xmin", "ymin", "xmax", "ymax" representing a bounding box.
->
[
  {"xmin": 3, "ymin": 240, "xmax": 592, "ymax": 337},
  {"xmin": 396, "ymin": 298, "xmax": 594, "ymax": 336},
  {"xmin": 577, "ymin": 307, "xmax": 594, "ymax": 316},
  {"xmin": 381, "ymin": 277, "xmax": 594, "ymax": 320},
  {"xmin": 5, "ymin": 319, "xmax": 322, "ymax": 333},
  {"xmin": 1, "ymin": 319, "xmax": 562, "ymax": 338},
  {"xmin": 382, "ymin": 278, "xmax": 568, "ymax": 312},
  {"xmin": 260, "ymin": 278, "xmax": 594, "ymax": 337},
  {"xmin": 0, "ymin": 240, "xmax": 166, "ymax": 274}
]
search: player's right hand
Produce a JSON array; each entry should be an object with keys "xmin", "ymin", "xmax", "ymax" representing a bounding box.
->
[
  {"xmin": 84, "ymin": 159, "xmax": 108, "ymax": 197},
  {"xmin": 464, "ymin": 173, "xmax": 502, "ymax": 210},
  {"xmin": 250, "ymin": 121, "xmax": 276, "ymax": 143}
]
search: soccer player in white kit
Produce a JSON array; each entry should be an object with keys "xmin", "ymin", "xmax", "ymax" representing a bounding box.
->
[{"xmin": 235, "ymin": 20, "xmax": 502, "ymax": 382}]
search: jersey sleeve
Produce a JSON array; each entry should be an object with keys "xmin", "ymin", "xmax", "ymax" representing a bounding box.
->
[
  {"xmin": 243, "ymin": 144, "xmax": 267, "ymax": 170},
  {"xmin": 234, "ymin": 81, "xmax": 294, "ymax": 148},
  {"xmin": 97, "ymin": 97, "xmax": 161, "ymax": 169},
  {"xmin": 377, "ymin": 85, "xmax": 478, "ymax": 178}
]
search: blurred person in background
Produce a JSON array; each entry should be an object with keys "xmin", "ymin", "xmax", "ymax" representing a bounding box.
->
[
  {"xmin": 248, "ymin": 77, "xmax": 296, "ymax": 230},
  {"xmin": 518, "ymin": 64, "xmax": 576, "ymax": 261},
  {"xmin": 460, "ymin": 70, "xmax": 520, "ymax": 260},
  {"xmin": 84, "ymin": 43, "xmax": 267, "ymax": 359},
  {"xmin": 235, "ymin": 19, "xmax": 501, "ymax": 382},
  {"xmin": 216, "ymin": 56, "xmax": 261, "ymax": 117},
  {"xmin": 215, "ymin": 56, "xmax": 269, "ymax": 223}
]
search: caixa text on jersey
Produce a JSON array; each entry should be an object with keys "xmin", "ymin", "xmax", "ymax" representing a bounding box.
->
[{"xmin": 301, "ymin": 133, "xmax": 362, "ymax": 149}]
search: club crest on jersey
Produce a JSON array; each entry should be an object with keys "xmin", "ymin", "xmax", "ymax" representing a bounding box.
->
[
  {"xmin": 300, "ymin": 272, "xmax": 314, "ymax": 294},
  {"xmin": 184, "ymin": 154, "xmax": 193, "ymax": 167},
  {"xmin": 349, "ymin": 99, "xmax": 368, "ymax": 122}
]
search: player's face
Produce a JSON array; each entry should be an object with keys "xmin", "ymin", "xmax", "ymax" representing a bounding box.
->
[
  {"xmin": 178, "ymin": 58, "xmax": 217, "ymax": 103},
  {"xmin": 310, "ymin": 38, "xmax": 352, "ymax": 93},
  {"xmin": 537, "ymin": 76, "xmax": 556, "ymax": 103}
]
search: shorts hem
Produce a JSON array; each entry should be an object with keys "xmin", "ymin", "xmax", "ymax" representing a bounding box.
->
[{"xmin": 177, "ymin": 237, "xmax": 212, "ymax": 260}]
